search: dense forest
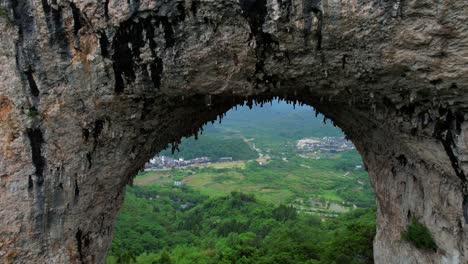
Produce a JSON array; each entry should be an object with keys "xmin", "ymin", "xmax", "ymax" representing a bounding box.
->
[{"xmin": 108, "ymin": 185, "xmax": 376, "ymax": 264}]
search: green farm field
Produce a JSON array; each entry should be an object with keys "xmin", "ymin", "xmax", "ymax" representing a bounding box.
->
[{"xmin": 136, "ymin": 148, "xmax": 372, "ymax": 208}]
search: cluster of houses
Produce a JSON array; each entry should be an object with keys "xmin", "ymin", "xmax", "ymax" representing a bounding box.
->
[
  {"xmin": 146, "ymin": 156, "xmax": 210, "ymax": 169},
  {"xmin": 145, "ymin": 156, "xmax": 235, "ymax": 169},
  {"xmin": 297, "ymin": 137, "xmax": 355, "ymax": 153}
]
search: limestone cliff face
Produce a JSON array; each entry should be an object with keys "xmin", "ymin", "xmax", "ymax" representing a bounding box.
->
[{"xmin": 0, "ymin": 0, "xmax": 466, "ymax": 263}]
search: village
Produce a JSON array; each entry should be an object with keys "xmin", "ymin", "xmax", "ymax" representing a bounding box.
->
[
  {"xmin": 146, "ymin": 137, "xmax": 355, "ymax": 170},
  {"xmin": 296, "ymin": 136, "xmax": 355, "ymax": 153},
  {"xmin": 145, "ymin": 155, "xmax": 234, "ymax": 170}
]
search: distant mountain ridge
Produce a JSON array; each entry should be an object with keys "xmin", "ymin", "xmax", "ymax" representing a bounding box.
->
[{"xmin": 160, "ymin": 101, "xmax": 344, "ymax": 159}]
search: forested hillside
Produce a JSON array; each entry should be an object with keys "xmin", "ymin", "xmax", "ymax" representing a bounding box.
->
[
  {"xmin": 160, "ymin": 101, "xmax": 342, "ymax": 159},
  {"xmin": 108, "ymin": 186, "xmax": 375, "ymax": 264},
  {"xmin": 159, "ymin": 137, "xmax": 257, "ymax": 161}
]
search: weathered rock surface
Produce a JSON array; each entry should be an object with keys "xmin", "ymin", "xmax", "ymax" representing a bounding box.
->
[{"xmin": 0, "ymin": 0, "xmax": 466, "ymax": 263}]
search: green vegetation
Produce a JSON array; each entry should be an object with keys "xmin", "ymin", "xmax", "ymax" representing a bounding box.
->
[
  {"xmin": 138, "ymin": 149, "xmax": 373, "ymax": 208},
  {"xmin": 155, "ymin": 102, "xmax": 373, "ymax": 208},
  {"xmin": 110, "ymin": 102, "xmax": 377, "ymax": 263},
  {"xmin": 161, "ymin": 102, "xmax": 342, "ymax": 160},
  {"xmin": 160, "ymin": 137, "xmax": 257, "ymax": 161},
  {"xmin": 401, "ymin": 218, "xmax": 437, "ymax": 251},
  {"xmin": 27, "ymin": 107, "xmax": 39, "ymax": 118},
  {"xmin": 0, "ymin": 6, "xmax": 12, "ymax": 24},
  {"xmin": 108, "ymin": 186, "xmax": 376, "ymax": 264},
  {"xmin": 0, "ymin": 7, "xmax": 8, "ymax": 17}
]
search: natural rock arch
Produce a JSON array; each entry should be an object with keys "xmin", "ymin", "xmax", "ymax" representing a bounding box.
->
[{"xmin": 0, "ymin": 0, "xmax": 466, "ymax": 263}]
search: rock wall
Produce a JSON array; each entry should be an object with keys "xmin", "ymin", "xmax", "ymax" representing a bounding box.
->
[{"xmin": 0, "ymin": 0, "xmax": 466, "ymax": 263}]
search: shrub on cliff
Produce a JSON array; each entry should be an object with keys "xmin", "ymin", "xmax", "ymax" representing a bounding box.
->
[
  {"xmin": 0, "ymin": 7, "xmax": 12, "ymax": 24},
  {"xmin": 401, "ymin": 218, "xmax": 437, "ymax": 251}
]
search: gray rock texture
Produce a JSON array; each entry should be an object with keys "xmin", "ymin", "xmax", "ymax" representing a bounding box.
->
[{"xmin": 0, "ymin": 0, "xmax": 467, "ymax": 263}]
